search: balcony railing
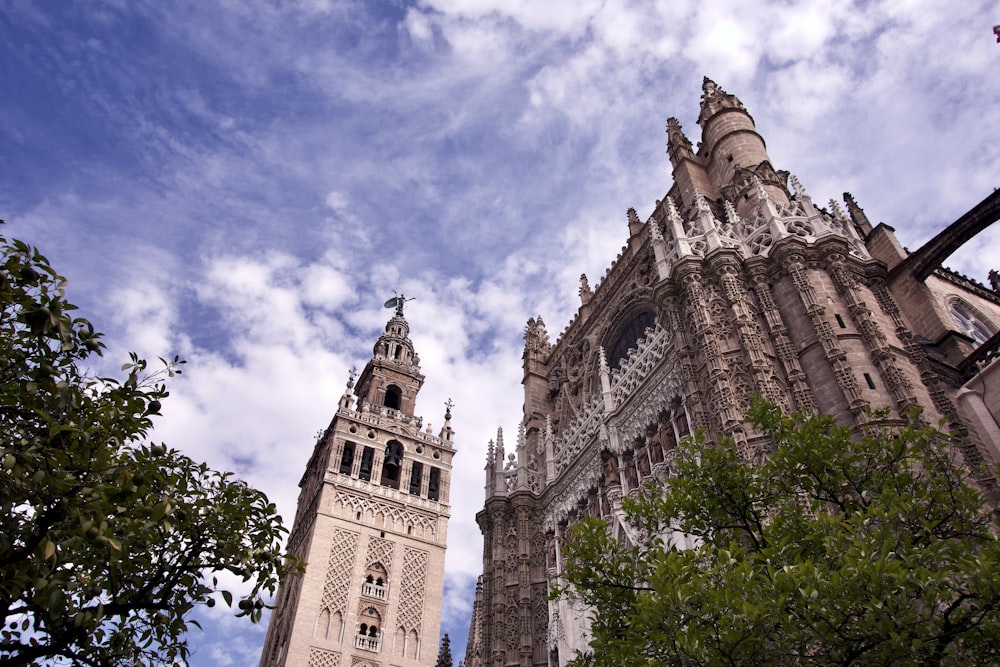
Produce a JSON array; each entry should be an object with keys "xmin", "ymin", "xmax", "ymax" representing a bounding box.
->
[
  {"xmin": 361, "ymin": 582, "xmax": 387, "ymax": 599},
  {"xmin": 355, "ymin": 634, "xmax": 381, "ymax": 652}
]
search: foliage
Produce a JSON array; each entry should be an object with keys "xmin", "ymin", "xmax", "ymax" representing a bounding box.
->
[
  {"xmin": 0, "ymin": 233, "xmax": 302, "ymax": 666},
  {"xmin": 435, "ymin": 632, "xmax": 453, "ymax": 667},
  {"xmin": 556, "ymin": 401, "xmax": 1000, "ymax": 666}
]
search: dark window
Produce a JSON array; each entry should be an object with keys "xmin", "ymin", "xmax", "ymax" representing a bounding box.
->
[
  {"xmin": 428, "ymin": 467, "xmax": 441, "ymax": 501},
  {"xmin": 606, "ymin": 310, "xmax": 657, "ymax": 371},
  {"xmin": 339, "ymin": 442, "xmax": 355, "ymax": 475},
  {"xmin": 384, "ymin": 385, "xmax": 402, "ymax": 410},
  {"xmin": 864, "ymin": 373, "xmax": 876, "ymax": 389},
  {"xmin": 835, "ymin": 314, "xmax": 846, "ymax": 329},
  {"xmin": 409, "ymin": 461, "xmax": 423, "ymax": 495},
  {"xmin": 359, "ymin": 447, "xmax": 374, "ymax": 482},
  {"xmin": 380, "ymin": 441, "xmax": 403, "ymax": 489}
]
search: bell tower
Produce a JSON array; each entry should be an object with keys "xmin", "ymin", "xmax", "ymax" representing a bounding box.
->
[{"xmin": 260, "ymin": 297, "xmax": 455, "ymax": 667}]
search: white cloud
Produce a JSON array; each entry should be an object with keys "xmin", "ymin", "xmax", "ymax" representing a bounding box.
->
[{"xmin": 4, "ymin": 2, "xmax": 999, "ymax": 663}]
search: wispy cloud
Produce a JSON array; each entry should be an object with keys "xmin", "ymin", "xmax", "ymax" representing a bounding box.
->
[{"xmin": 3, "ymin": 0, "xmax": 998, "ymax": 662}]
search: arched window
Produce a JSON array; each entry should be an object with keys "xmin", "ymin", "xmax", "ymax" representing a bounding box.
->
[
  {"xmin": 427, "ymin": 467, "xmax": 441, "ymax": 501},
  {"xmin": 604, "ymin": 308, "xmax": 657, "ymax": 371},
  {"xmin": 359, "ymin": 447, "xmax": 375, "ymax": 482},
  {"xmin": 949, "ymin": 298, "xmax": 994, "ymax": 345},
  {"xmin": 339, "ymin": 441, "xmax": 355, "ymax": 475},
  {"xmin": 362, "ymin": 563, "xmax": 388, "ymax": 599},
  {"xmin": 380, "ymin": 441, "xmax": 404, "ymax": 489},
  {"xmin": 384, "ymin": 385, "xmax": 402, "ymax": 410},
  {"xmin": 408, "ymin": 461, "xmax": 423, "ymax": 495},
  {"xmin": 357, "ymin": 607, "xmax": 382, "ymax": 651}
]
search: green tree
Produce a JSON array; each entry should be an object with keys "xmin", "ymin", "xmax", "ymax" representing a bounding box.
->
[
  {"xmin": 557, "ymin": 402, "xmax": 1000, "ymax": 666},
  {"xmin": 0, "ymin": 233, "xmax": 301, "ymax": 666}
]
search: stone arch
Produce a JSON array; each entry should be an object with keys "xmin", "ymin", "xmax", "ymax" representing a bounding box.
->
[{"xmin": 602, "ymin": 304, "xmax": 657, "ymax": 371}]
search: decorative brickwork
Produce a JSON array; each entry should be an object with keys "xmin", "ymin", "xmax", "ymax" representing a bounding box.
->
[
  {"xmin": 396, "ymin": 548, "xmax": 428, "ymax": 632},
  {"xmin": 321, "ymin": 528, "xmax": 359, "ymax": 615},
  {"xmin": 365, "ymin": 536, "xmax": 395, "ymax": 571},
  {"xmin": 466, "ymin": 79, "xmax": 1000, "ymax": 667},
  {"xmin": 307, "ymin": 647, "xmax": 342, "ymax": 667}
]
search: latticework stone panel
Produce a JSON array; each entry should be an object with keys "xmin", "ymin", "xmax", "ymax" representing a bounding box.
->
[
  {"xmin": 321, "ymin": 528, "xmax": 359, "ymax": 615},
  {"xmin": 307, "ymin": 647, "xmax": 342, "ymax": 667},
  {"xmin": 396, "ymin": 547, "xmax": 429, "ymax": 632}
]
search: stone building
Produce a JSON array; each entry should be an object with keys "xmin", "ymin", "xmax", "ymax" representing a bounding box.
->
[
  {"xmin": 464, "ymin": 79, "xmax": 1000, "ymax": 667},
  {"xmin": 261, "ymin": 299, "xmax": 455, "ymax": 667}
]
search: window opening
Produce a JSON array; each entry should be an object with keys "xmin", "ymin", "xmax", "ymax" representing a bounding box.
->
[
  {"xmin": 864, "ymin": 373, "xmax": 876, "ymax": 389},
  {"xmin": 409, "ymin": 461, "xmax": 423, "ymax": 495},
  {"xmin": 339, "ymin": 441, "xmax": 355, "ymax": 475},
  {"xmin": 380, "ymin": 441, "xmax": 403, "ymax": 489},
  {"xmin": 428, "ymin": 467, "xmax": 441, "ymax": 501},
  {"xmin": 835, "ymin": 314, "xmax": 846, "ymax": 328},
  {"xmin": 605, "ymin": 309, "xmax": 657, "ymax": 371},
  {"xmin": 384, "ymin": 385, "xmax": 402, "ymax": 410},
  {"xmin": 359, "ymin": 447, "xmax": 374, "ymax": 482}
]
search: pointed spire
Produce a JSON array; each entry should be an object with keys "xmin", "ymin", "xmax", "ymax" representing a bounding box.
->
[
  {"xmin": 627, "ymin": 207, "xmax": 643, "ymax": 237},
  {"xmin": 722, "ymin": 198, "xmax": 743, "ymax": 238},
  {"xmin": 597, "ymin": 346, "xmax": 616, "ymax": 410},
  {"xmin": 492, "ymin": 427, "xmax": 507, "ymax": 496},
  {"xmin": 579, "ymin": 274, "xmax": 592, "ymax": 305},
  {"xmin": 339, "ymin": 367, "xmax": 357, "ymax": 411},
  {"xmin": 524, "ymin": 315, "xmax": 550, "ymax": 352},
  {"xmin": 665, "ymin": 195, "xmax": 686, "ymax": 237},
  {"xmin": 844, "ymin": 192, "xmax": 873, "ymax": 237},
  {"xmin": 439, "ymin": 398, "xmax": 454, "ymax": 443},
  {"xmin": 434, "ymin": 633, "xmax": 453, "ymax": 667},
  {"xmin": 790, "ymin": 174, "xmax": 810, "ymax": 201},
  {"xmin": 544, "ymin": 415, "xmax": 556, "ymax": 483},
  {"xmin": 788, "ymin": 174, "xmax": 817, "ymax": 216},
  {"xmin": 691, "ymin": 189, "xmax": 718, "ymax": 235},
  {"xmin": 515, "ymin": 422, "xmax": 529, "ymax": 491},
  {"xmin": 828, "ymin": 198, "xmax": 848, "ymax": 223},
  {"xmin": 666, "ymin": 116, "xmax": 695, "ymax": 165}
]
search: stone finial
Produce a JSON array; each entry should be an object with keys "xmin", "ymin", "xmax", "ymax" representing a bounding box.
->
[
  {"xmin": 579, "ymin": 274, "xmax": 592, "ymax": 305},
  {"xmin": 690, "ymin": 189, "xmax": 718, "ymax": 235},
  {"xmin": 828, "ymin": 198, "xmax": 848, "ymax": 222},
  {"xmin": 598, "ymin": 346, "xmax": 610, "ymax": 376},
  {"xmin": 989, "ymin": 269, "xmax": 1000, "ymax": 292},
  {"xmin": 665, "ymin": 195, "xmax": 684, "ymax": 230},
  {"xmin": 843, "ymin": 192, "xmax": 873, "ymax": 236},
  {"xmin": 627, "ymin": 207, "xmax": 641, "ymax": 228},
  {"xmin": 666, "ymin": 117, "xmax": 694, "ymax": 162},
  {"xmin": 524, "ymin": 315, "xmax": 551, "ymax": 351},
  {"xmin": 790, "ymin": 174, "xmax": 810, "ymax": 201},
  {"xmin": 722, "ymin": 199, "xmax": 742, "ymax": 236},
  {"xmin": 627, "ymin": 207, "xmax": 643, "ymax": 237}
]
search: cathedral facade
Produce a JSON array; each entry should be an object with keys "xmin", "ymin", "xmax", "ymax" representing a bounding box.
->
[
  {"xmin": 261, "ymin": 301, "xmax": 455, "ymax": 667},
  {"xmin": 464, "ymin": 79, "xmax": 1000, "ymax": 667}
]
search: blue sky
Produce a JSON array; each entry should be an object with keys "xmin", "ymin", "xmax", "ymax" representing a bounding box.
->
[{"xmin": 2, "ymin": 1, "xmax": 999, "ymax": 664}]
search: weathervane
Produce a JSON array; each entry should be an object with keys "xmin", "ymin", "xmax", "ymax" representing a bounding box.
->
[
  {"xmin": 383, "ymin": 292, "xmax": 415, "ymax": 315},
  {"xmin": 444, "ymin": 398, "xmax": 454, "ymax": 420}
]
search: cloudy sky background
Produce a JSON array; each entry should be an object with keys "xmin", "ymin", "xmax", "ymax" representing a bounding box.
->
[{"xmin": 2, "ymin": 1, "xmax": 999, "ymax": 663}]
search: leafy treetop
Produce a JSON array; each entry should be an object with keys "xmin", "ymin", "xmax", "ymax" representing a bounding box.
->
[
  {"xmin": 0, "ymin": 231, "xmax": 302, "ymax": 666},
  {"xmin": 557, "ymin": 401, "xmax": 1000, "ymax": 666}
]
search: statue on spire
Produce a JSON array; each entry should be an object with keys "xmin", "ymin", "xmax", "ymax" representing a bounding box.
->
[{"xmin": 383, "ymin": 292, "xmax": 414, "ymax": 315}]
